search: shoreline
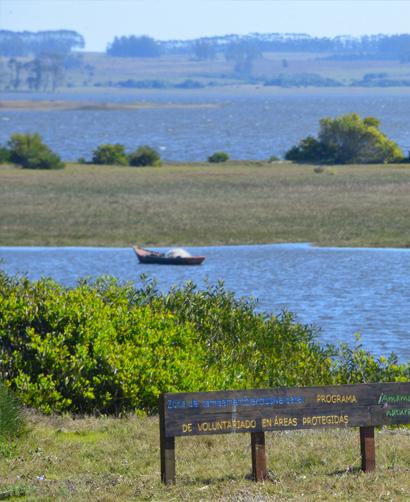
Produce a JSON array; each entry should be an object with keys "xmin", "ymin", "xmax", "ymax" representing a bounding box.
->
[
  {"xmin": 0, "ymin": 100, "xmax": 221, "ymax": 111},
  {"xmin": 1, "ymin": 242, "xmax": 410, "ymax": 250}
]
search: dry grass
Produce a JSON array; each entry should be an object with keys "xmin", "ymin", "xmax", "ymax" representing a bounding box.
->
[
  {"xmin": 0, "ymin": 412, "xmax": 409, "ymax": 501},
  {"xmin": 1, "ymin": 162, "xmax": 410, "ymax": 247},
  {"xmin": 52, "ymin": 52, "xmax": 410, "ymax": 87}
]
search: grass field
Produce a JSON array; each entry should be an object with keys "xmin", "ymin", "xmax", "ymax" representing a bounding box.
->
[
  {"xmin": 3, "ymin": 51, "xmax": 410, "ymax": 91},
  {"xmin": 45, "ymin": 52, "xmax": 410, "ymax": 88},
  {"xmin": 1, "ymin": 162, "xmax": 410, "ymax": 248},
  {"xmin": 1, "ymin": 412, "xmax": 409, "ymax": 501}
]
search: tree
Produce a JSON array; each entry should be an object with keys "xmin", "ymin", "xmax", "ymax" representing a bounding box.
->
[
  {"xmin": 25, "ymin": 54, "xmax": 65, "ymax": 92},
  {"xmin": 285, "ymin": 113, "xmax": 404, "ymax": 164},
  {"xmin": 106, "ymin": 36, "xmax": 161, "ymax": 57},
  {"xmin": 193, "ymin": 40, "xmax": 216, "ymax": 60},
  {"xmin": 8, "ymin": 133, "xmax": 64, "ymax": 169},
  {"xmin": 92, "ymin": 144, "xmax": 128, "ymax": 165},
  {"xmin": 225, "ymin": 42, "xmax": 261, "ymax": 74},
  {"xmin": 129, "ymin": 145, "xmax": 161, "ymax": 166},
  {"xmin": 208, "ymin": 151, "xmax": 229, "ymax": 163},
  {"xmin": 7, "ymin": 58, "xmax": 24, "ymax": 90},
  {"xmin": 0, "ymin": 30, "xmax": 84, "ymax": 57}
]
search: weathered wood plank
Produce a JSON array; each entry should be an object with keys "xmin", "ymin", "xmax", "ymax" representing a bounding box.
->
[
  {"xmin": 360, "ymin": 426, "xmax": 376, "ymax": 472},
  {"xmin": 159, "ymin": 382, "xmax": 410, "ymax": 483},
  {"xmin": 251, "ymin": 432, "xmax": 267, "ymax": 481},
  {"xmin": 159, "ymin": 394, "xmax": 176, "ymax": 484},
  {"xmin": 162, "ymin": 382, "xmax": 410, "ymax": 437}
]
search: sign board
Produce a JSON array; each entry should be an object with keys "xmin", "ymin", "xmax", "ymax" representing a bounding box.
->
[{"xmin": 159, "ymin": 382, "xmax": 410, "ymax": 483}]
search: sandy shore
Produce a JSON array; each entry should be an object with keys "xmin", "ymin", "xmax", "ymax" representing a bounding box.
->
[{"xmin": 0, "ymin": 100, "xmax": 221, "ymax": 111}]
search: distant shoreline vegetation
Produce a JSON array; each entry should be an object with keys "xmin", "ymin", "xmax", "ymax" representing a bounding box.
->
[
  {"xmin": 104, "ymin": 32, "xmax": 410, "ymax": 61},
  {"xmin": 3, "ymin": 30, "xmax": 410, "ymax": 91},
  {"xmin": 1, "ymin": 114, "xmax": 408, "ymax": 168},
  {"xmin": 285, "ymin": 113, "xmax": 406, "ymax": 165}
]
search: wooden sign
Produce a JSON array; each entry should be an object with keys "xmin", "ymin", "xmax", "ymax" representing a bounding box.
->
[{"xmin": 159, "ymin": 382, "xmax": 410, "ymax": 484}]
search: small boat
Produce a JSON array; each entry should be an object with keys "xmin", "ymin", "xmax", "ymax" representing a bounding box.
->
[{"xmin": 133, "ymin": 246, "xmax": 205, "ymax": 266}]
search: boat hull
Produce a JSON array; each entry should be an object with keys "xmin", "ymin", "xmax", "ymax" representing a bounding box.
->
[{"xmin": 133, "ymin": 246, "xmax": 205, "ymax": 266}]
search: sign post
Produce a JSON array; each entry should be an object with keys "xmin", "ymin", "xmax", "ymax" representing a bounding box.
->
[
  {"xmin": 360, "ymin": 426, "xmax": 375, "ymax": 472},
  {"xmin": 159, "ymin": 382, "xmax": 410, "ymax": 484}
]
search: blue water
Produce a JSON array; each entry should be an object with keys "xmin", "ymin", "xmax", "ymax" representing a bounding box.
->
[
  {"xmin": 1, "ymin": 243, "xmax": 409, "ymax": 361},
  {"xmin": 1, "ymin": 88, "xmax": 410, "ymax": 161}
]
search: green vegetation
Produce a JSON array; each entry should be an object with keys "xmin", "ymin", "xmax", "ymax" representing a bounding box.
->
[
  {"xmin": 208, "ymin": 151, "xmax": 230, "ymax": 163},
  {"xmin": 0, "ymin": 383, "xmax": 24, "ymax": 440},
  {"xmin": 285, "ymin": 114, "xmax": 404, "ymax": 164},
  {"xmin": 1, "ymin": 162, "xmax": 410, "ymax": 247},
  {"xmin": 107, "ymin": 35, "xmax": 161, "ymax": 58},
  {"xmin": 91, "ymin": 143, "xmax": 128, "ymax": 166},
  {"xmin": 6, "ymin": 133, "xmax": 64, "ymax": 169},
  {"xmin": 0, "ymin": 413, "xmax": 409, "ymax": 501},
  {"xmin": 88, "ymin": 144, "xmax": 162, "ymax": 167},
  {"xmin": 128, "ymin": 145, "xmax": 161, "ymax": 167},
  {"xmin": 0, "ymin": 270, "xmax": 408, "ymax": 415},
  {"xmin": 0, "ymin": 146, "xmax": 10, "ymax": 163},
  {"xmin": 5, "ymin": 32, "xmax": 410, "ymax": 91}
]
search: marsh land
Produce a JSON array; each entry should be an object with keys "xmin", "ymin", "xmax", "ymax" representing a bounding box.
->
[{"xmin": 1, "ymin": 162, "xmax": 410, "ymax": 247}]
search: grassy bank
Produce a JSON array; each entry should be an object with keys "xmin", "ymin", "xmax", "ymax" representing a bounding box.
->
[
  {"xmin": 1, "ymin": 412, "xmax": 409, "ymax": 501},
  {"xmin": 1, "ymin": 162, "xmax": 410, "ymax": 247}
]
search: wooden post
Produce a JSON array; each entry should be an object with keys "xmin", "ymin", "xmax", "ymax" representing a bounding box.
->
[
  {"xmin": 360, "ymin": 426, "xmax": 375, "ymax": 473},
  {"xmin": 251, "ymin": 431, "xmax": 267, "ymax": 481},
  {"xmin": 159, "ymin": 395, "xmax": 176, "ymax": 484}
]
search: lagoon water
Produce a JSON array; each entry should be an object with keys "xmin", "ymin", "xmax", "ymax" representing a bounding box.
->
[
  {"xmin": 2, "ymin": 88, "xmax": 410, "ymax": 361},
  {"xmin": 2, "ymin": 88, "xmax": 410, "ymax": 161},
  {"xmin": 1, "ymin": 243, "xmax": 409, "ymax": 361}
]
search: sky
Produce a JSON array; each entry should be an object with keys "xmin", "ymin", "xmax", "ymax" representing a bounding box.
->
[{"xmin": 1, "ymin": 0, "xmax": 410, "ymax": 52}]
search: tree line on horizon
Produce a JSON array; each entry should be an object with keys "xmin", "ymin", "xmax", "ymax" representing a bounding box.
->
[
  {"xmin": 0, "ymin": 30, "xmax": 84, "ymax": 57},
  {"xmin": 107, "ymin": 32, "xmax": 410, "ymax": 62},
  {"xmin": 2, "ymin": 29, "xmax": 410, "ymax": 62}
]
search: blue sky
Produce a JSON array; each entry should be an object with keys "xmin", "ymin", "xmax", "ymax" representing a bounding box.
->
[{"xmin": 1, "ymin": 0, "xmax": 410, "ymax": 51}]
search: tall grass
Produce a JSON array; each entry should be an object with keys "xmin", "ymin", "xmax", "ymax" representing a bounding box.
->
[
  {"xmin": 0, "ymin": 383, "xmax": 24, "ymax": 440},
  {"xmin": 1, "ymin": 162, "xmax": 410, "ymax": 247}
]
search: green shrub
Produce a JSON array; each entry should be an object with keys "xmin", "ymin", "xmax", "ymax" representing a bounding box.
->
[
  {"xmin": 208, "ymin": 151, "xmax": 229, "ymax": 163},
  {"xmin": 285, "ymin": 114, "xmax": 404, "ymax": 164},
  {"xmin": 0, "ymin": 146, "xmax": 11, "ymax": 163},
  {"xmin": 0, "ymin": 383, "xmax": 24, "ymax": 439},
  {"xmin": 268, "ymin": 155, "xmax": 279, "ymax": 162},
  {"xmin": 8, "ymin": 133, "xmax": 64, "ymax": 169},
  {"xmin": 128, "ymin": 145, "xmax": 161, "ymax": 167},
  {"xmin": 0, "ymin": 271, "xmax": 408, "ymax": 415},
  {"xmin": 91, "ymin": 143, "xmax": 128, "ymax": 166},
  {"xmin": 285, "ymin": 136, "xmax": 337, "ymax": 163},
  {"xmin": 0, "ymin": 274, "xmax": 204, "ymax": 414}
]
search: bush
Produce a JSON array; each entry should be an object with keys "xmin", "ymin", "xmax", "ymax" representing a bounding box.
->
[
  {"xmin": 0, "ymin": 271, "xmax": 408, "ymax": 415},
  {"xmin": 285, "ymin": 136, "xmax": 337, "ymax": 163},
  {"xmin": 0, "ymin": 383, "xmax": 24, "ymax": 439},
  {"xmin": 0, "ymin": 274, "xmax": 203, "ymax": 414},
  {"xmin": 208, "ymin": 151, "xmax": 229, "ymax": 163},
  {"xmin": 0, "ymin": 146, "xmax": 11, "ymax": 163},
  {"xmin": 92, "ymin": 143, "xmax": 128, "ymax": 166},
  {"xmin": 128, "ymin": 145, "xmax": 161, "ymax": 167},
  {"xmin": 8, "ymin": 133, "xmax": 64, "ymax": 169},
  {"xmin": 285, "ymin": 114, "xmax": 404, "ymax": 164}
]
